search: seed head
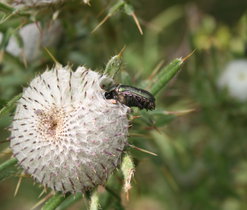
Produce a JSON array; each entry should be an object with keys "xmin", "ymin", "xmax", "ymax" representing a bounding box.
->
[{"xmin": 10, "ymin": 66, "xmax": 130, "ymax": 193}]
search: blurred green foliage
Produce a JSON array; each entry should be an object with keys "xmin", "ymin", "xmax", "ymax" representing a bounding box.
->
[{"xmin": 1, "ymin": 0, "xmax": 247, "ymax": 209}]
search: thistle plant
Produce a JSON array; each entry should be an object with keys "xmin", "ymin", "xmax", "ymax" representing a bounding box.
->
[
  {"xmin": 0, "ymin": 1, "xmax": 188, "ymax": 209},
  {"xmin": 0, "ymin": 54, "xmax": 185, "ymax": 209}
]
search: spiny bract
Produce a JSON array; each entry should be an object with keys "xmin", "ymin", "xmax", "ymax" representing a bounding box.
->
[{"xmin": 10, "ymin": 66, "xmax": 130, "ymax": 193}]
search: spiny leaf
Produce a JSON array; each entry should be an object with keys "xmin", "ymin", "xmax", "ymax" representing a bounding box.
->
[
  {"xmin": 92, "ymin": 0, "xmax": 125, "ymax": 33},
  {"xmin": 151, "ymin": 58, "xmax": 183, "ymax": 96}
]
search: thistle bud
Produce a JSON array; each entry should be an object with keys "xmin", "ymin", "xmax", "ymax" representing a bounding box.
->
[{"xmin": 10, "ymin": 66, "xmax": 129, "ymax": 193}]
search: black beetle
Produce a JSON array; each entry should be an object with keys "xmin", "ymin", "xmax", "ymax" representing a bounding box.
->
[{"xmin": 105, "ymin": 85, "xmax": 155, "ymax": 110}]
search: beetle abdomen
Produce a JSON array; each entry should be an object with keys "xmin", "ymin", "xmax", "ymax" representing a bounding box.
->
[
  {"xmin": 105, "ymin": 85, "xmax": 155, "ymax": 110},
  {"xmin": 116, "ymin": 88, "xmax": 155, "ymax": 110}
]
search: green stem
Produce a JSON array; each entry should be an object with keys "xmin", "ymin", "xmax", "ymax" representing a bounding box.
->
[
  {"xmin": 56, "ymin": 193, "xmax": 82, "ymax": 210},
  {"xmin": 42, "ymin": 193, "xmax": 68, "ymax": 210},
  {"xmin": 0, "ymin": 158, "xmax": 17, "ymax": 173}
]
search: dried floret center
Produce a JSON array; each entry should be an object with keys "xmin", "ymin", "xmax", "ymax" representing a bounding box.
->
[{"xmin": 35, "ymin": 107, "xmax": 65, "ymax": 140}]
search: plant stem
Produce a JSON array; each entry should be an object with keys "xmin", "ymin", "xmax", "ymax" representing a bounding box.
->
[
  {"xmin": 56, "ymin": 193, "xmax": 82, "ymax": 210},
  {"xmin": 42, "ymin": 193, "xmax": 68, "ymax": 210},
  {"xmin": 0, "ymin": 158, "xmax": 17, "ymax": 172}
]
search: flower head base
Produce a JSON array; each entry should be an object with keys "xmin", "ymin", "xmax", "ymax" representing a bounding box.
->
[
  {"xmin": 10, "ymin": 66, "xmax": 129, "ymax": 193},
  {"xmin": 218, "ymin": 60, "xmax": 247, "ymax": 102}
]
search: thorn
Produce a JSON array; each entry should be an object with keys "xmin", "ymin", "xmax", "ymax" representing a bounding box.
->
[
  {"xmin": 5, "ymin": 125, "xmax": 13, "ymax": 131},
  {"xmin": 128, "ymin": 133, "xmax": 147, "ymax": 137},
  {"xmin": 163, "ymin": 108, "xmax": 196, "ymax": 116},
  {"xmin": 182, "ymin": 49, "xmax": 196, "ymax": 62},
  {"xmin": 145, "ymin": 125, "xmax": 161, "ymax": 133},
  {"xmin": 131, "ymin": 12, "xmax": 143, "ymax": 35},
  {"xmin": 38, "ymin": 188, "xmax": 47, "ymax": 198},
  {"xmin": 91, "ymin": 15, "xmax": 110, "ymax": 33},
  {"xmin": 0, "ymin": 140, "xmax": 10, "ymax": 144},
  {"xmin": 52, "ymin": 10, "xmax": 60, "ymax": 20},
  {"xmin": 130, "ymin": 115, "xmax": 141, "ymax": 120},
  {"xmin": 117, "ymin": 45, "xmax": 126, "ymax": 58},
  {"xmin": 44, "ymin": 47, "xmax": 61, "ymax": 66},
  {"xmin": 14, "ymin": 174, "xmax": 23, "ymax": 197},
  {"xmin": 128, "ymin": 144, "xmax": 157, "ymax": 156},
  {"xmin": 31, "ymin": 192, "xmax": 53, "ymax": 210},
  {"xmin": 0, "ymin": 147, "xmax": 12, "ymax": 158}
]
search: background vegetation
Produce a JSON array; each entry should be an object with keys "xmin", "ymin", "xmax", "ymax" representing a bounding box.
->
[{"xmin": 1, "ymin": 0, "xmax": 247, "ymax": 209}]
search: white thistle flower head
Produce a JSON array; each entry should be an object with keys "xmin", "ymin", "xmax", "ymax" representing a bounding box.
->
[
  {"xmin": 218, "ymin": 59, "xmax": 247, "ymax": 102},
  {"xmin": 10, "ymin": 66, "xmax": 130, "ymax": 193},
  {"xmin": 0, "ymin": 22, "xmax": 62, "ymax": 62}
]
